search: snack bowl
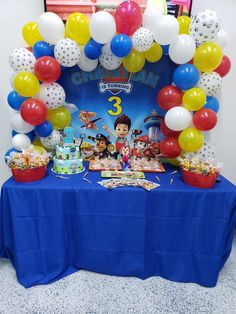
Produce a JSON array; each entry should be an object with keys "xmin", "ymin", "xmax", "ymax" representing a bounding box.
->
[
  {"xmin": 11, "ymin": 166, "xmax": 47, "ymax": 182},
  {"xmin": 181, "ymin": 169, "xmax": 217, "ymax": 189}
]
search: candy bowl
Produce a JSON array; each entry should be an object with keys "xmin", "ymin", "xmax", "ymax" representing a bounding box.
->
[
  {"xmin": 11, "ymin": 166, "xmax": 47, "ymax": 182},
  {"xmin": 7, "ymin": 149, "xmax": 49, "ymax": 183},
  {"xmin": 181, "ymin": 169, "xmax": 217, "ymax": 189},
  {"xmin": 180, "ymin": 157, "xmax": 220, "ymax": 189}
]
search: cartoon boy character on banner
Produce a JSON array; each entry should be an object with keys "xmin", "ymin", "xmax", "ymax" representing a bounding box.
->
[{"xmin": 103, "ymin": 114, "xmax": 131, "ymax": 153}]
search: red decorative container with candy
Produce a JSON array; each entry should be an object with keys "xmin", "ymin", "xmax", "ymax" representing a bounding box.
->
[
  {"xmin": 11, "ymin": 166, "xmax": 47, "ymax": 183},
  {"xmin": 7, "ymin": 148, "xmax": 49, "ymax": 183},
  {"xmin": 180, "ymin": 158, "xmax": 220, "ymax": 189},
  {"xmin": 181, "ymin": 169, "xmax": 217, "ymax": 189}
]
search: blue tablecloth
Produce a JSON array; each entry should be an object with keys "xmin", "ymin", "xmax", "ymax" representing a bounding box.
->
[{"xmin": 1, "ymin": 163, "xmax": 236, "ymax": 288}]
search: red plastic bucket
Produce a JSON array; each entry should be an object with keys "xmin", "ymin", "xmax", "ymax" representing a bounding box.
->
[
  {"xmin": 11, "ymin": 166, "xmax": 47, "ymax": 182},
  {"xmin": 182, "ymin": 169, "xmax": 217, "ymax": 189}
]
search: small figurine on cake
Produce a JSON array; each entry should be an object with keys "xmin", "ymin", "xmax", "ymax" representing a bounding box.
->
[{"xmin": 53, "ymin": 127, "xmax": 84, "ymax": 174}]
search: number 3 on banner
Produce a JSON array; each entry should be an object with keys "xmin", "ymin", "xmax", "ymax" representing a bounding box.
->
[{"xmin": 107, "ymin": 96, "xmax": 123, "ymax": 116}]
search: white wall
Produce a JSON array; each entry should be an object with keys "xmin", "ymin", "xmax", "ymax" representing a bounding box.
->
[
  {"xmin": 0, "ymin": 0, "xmax": 235, "ymax": 184},
  {"xmin": 0, "ymin": 0, "xmax": 44, "ymax": 184},
  {"xmin": 191, "ymin": 0, "xmax": 236, "ymax": 183}
]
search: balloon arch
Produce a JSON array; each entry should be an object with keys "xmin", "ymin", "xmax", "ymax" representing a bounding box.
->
[{"xmin": 6, "ymin": 1, "xmax": 231, "ymax": 160}]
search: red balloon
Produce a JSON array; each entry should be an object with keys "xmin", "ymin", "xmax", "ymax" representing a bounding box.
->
[
  {"xmin": 20, "ymin": 98, "xmax": 48, "ymax": 126},
  {"xmin": 160, "ymin": 137, "xmax": 182, "ymax": 158},
  {"xmin": 34, "ymin": 56, "xmax": 61, "ymax": 83},
  {"xmin": 157, "ymin": 86, "xmax": 183, "ymax": 110},
  {"xmin": 160, "ymin": 120, "xmax": 181, "ymax": 137},
  {"xmin": 214, "ymin": 55, "xmax": 231, "ymax": 77},
  {"xmin": 193, "ymin": 109, "xmax": 217, "ymax": 131},
  {"xmin": 115, "ymin": 1, "xmax": 142, "ymax": 36}
]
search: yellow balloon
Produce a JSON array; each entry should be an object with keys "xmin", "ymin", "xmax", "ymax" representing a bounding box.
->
[
  {"xmin": 33, "ymin": 137, "xmax": 42, "ymax": 146},
  {"xmin": 183, "ymin": 88, "xmax": 206, "ymax": 111},
  {"xmin": 47, "ymin": 106, "xmax": 71, "ymax": 130},
  {"xmin": 22, "ymin": 22, "xmax": 43, "ymax": 47},
  {"xmin": 66, "ymin": 12, "xmax": 90, "ymax": 45},
  {"xmin": 179, "ymin": 128, "xmax": 204, "ymax": 152},
  {"xmin": 32, "ymin": 145, "xmax": 47, "ymax": 154},
  {"xmin": 145, "ymin": 43, "xmax": 163, "ymax": 63},
  {"xmin": 177, "ymin": 16, "xmax": 191, "ymax": 34},
  {"xmin": 193, "ymin": 42, "xmax": 223, "ymax": 73},
  {"xmin": 123, "ymin": 49, "xmax": 145, "ymax": 73},
  {"xmin": 14, "ymin": 72, "xmax": 40, "ymax": 97}
]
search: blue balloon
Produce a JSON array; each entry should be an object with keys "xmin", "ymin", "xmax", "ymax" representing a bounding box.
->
[
  {"xmin": 204, "ymin": 96, "xmax": 220, "ymax": 113},
  {"xmin": 110, "ymin": 34, "xmax": 132, "ymax": 58},
  {"xmin": 7, "ymin": 90, "xmax": 28, "ymax": 111},
  {"xmin": 161, "ymin": 45, "xmax": 169, "ymax": 55},
  {"xmin": 84, "ymin": 39, "xmax": 102, "ymax": 60},
  {"xmin": 12, "ymin": 130, "xmax": 35, "ymax": 141},
  {"xmin": 4, "ymin": 148, "xmax": 19, "ymax": 163},
  {"xmin": 33, "ymin": 41, "xmax": 54, "ymax": 59},
  {"xmin": 35, "ymin": 120, "xmax": 53, "ymax": 137},
  {"xmin": 173, "ymin": 64, "xmax": 199, "ymax": 91}
]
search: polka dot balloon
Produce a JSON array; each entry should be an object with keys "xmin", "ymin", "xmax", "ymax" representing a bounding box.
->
[
  {"xmin": 183, "ymin": 142, "xmax": 216, "ymax": 162},
  {"xmin": 9, "ymin": 48, "xmax": 36, "ymax": 72},
  {"xmin": 39, "ymin": 83, "xmax": 66, "ymax": 109},
  {"xmin": 54, "ymin": 38, "xmax": 81, "ymax": 67},
  {"xmin": 197, "ymin": 72, "xmax": 222, "ymax": 96},
  {"xmin": 132, "ymin": 27, "xmax": 153, "ymax": 52},
  {"xmin": 190, "ymin": 10, "xmax": 221, "ymax": 44},
  {"xmin": 99, "ymin": 43, "xmax": 121, "ymax": 70},
  {"xmin": 40, "ymin": 130, "xmax": 61, "ymax": 150}
]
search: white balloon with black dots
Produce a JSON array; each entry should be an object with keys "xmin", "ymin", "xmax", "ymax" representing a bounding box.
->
[
  {"xmin": 197, "ymin": 72, "xmax": 222, "ymax": 96},
  {"xmin": 9, "ymin": 48, "xmax": 36, "ymax": 72},
  {"xmin": 40, "ymin": 130, "xmax": 61, "ymax": 150},
  {"xmin": 39, "ymin": 83, "xmax": 66, "ymax": 109},
  {"xmin": 190, "ymin": 10, "xmax": 221, "ymax": 44},
  {"xmin": 54, "ymin": 38, "xmax": 81, "ymax": 67},
  {"xmin": 132, "ymin": 27, "xmax": 153, "ymax": 52},
  {"xmin": 99, "ymin": 43, "xmax": 121, "ymax": 70},
  {"xmin": 183, "ymin": 142, "xmax": 216, "ymax": 162}
]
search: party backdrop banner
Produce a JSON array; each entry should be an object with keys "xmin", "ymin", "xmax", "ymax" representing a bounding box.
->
[{"xmin": 58, "ymin": 55, "xmax": 177, "ymax": 148}]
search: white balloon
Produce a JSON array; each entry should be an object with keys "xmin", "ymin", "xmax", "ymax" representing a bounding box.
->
[
  {"xmin": 78, "ymin": 48, "xmax": 98, "ymax": 72},
  {"xmin": 142, "ymin": 7, "xmax": 163, "ymax": 33},
  {"xmin": 11, "ymin": 113, "xmax": 34, "ymax": 133},
  {"xmin": 38, "ymin": 12, "xmax": 65, "ymax": 45},
  {"xmin": 132, "ymin": 27, "xmax": 153, "ymax": 52},
  {"xmin": 40, "ymin": 130, "xmax": 61, "ymax": 151},
  {"xmin": 213, "ymin": 29, "xmax": 229, "ymax": 48},
  {"xmin": 190, "ymin": 10, "xmax": 221, "ymax": 44},
  {"xmin": 54, "ymin": 38, "xmax": 81, "ymax": 67},
  {"xmin": 39, "ymin": 83, "xmax": 65, "ymax": 109},
  {"xmin": 153, "ymin": 15, "xmax": 179, "ymax": 45},
  {"xmin": 165, "ymin": 107, "xmax": 192, "ymax": 131},
  {"xmin": 12, "ymin": 134, "xmax": 31, "ymax": 151},
  {"xmin": 9, "ymin": 48, "xmax": 36, "ymax": 72},
  {"xmin": 169, "ymin": 35, "xmax": 196, "ymax": 64},
  {"xmin": 90, "ymin": 11, "xmax": 116, "ymax": 44},
  {"xmin": 197, "ymin": 72, "xmax": 222, "ymax": 96},
  {"xmin": 99, "ymin": 44, "xmax": 121, "ymax": 70}
]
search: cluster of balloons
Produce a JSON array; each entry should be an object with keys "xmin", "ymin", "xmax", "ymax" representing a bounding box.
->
[
  {"xmin": 6, "ymin": 2, "xmax": 231, "ymax": 157},
  {"xmin": 159, "ymin": 48, "xmax": 230, "ymax": 158}
]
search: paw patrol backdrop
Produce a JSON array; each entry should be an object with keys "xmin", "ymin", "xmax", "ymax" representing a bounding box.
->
[{"xmin": 58, "ymin": 55, "xmax": 177, "ymax": 157}]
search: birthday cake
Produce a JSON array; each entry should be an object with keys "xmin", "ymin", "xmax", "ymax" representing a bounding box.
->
[{"xmin": 53, "ymin": 127, "xmax": 84, "ymax": 174}]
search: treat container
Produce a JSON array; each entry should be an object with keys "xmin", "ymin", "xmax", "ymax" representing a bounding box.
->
[
  {"xmin": 11, "ymin": 166, "xmax": 47, "ymax": 182},
  {"xmin": 181, "ymin": 169, "xmax": 217, "ymax": 189}
]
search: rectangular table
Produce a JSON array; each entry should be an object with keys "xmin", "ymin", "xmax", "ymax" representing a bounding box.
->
[{"xmin": 1, "ymin": 163, "xmax": 236, "ymax": 288}]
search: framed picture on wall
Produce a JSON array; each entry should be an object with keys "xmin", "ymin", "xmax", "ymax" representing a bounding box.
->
[{"xmin": 44, "ymin": 0, "xmax": 193, "ymax": 20}]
